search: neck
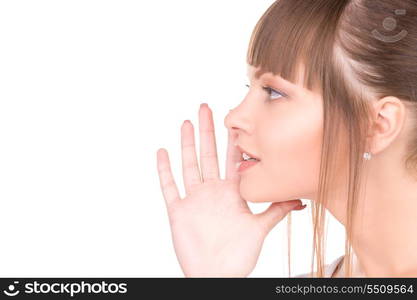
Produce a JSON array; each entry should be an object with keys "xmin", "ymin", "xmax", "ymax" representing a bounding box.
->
[
  {"xmin": 326, "ymin": 152, "xmax": 417, "ymax": 277},
  {"xmin": 351, "ymin": 155, "xmax": 417, "ymax": 277}
]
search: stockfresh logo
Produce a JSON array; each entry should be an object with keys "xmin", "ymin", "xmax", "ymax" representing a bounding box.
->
[
  {"xmin": 2, "ymin": 280, "xmax": 128, "ymax": 298},
  {"xmin": 3, "ymin": 281, "xmax": 20, "ymax": 297}
]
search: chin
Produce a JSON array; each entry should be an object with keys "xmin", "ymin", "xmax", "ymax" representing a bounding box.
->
[
  {"xmin": 239, "ymin": 182, "xmax": 303, "ymax": 203},
  {"xmin": 239, "ymin": 183, "xmax": 282, "ymax": 203}
]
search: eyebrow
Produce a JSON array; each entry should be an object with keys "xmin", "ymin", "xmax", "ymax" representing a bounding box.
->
[
  {"xmin": 259, "ymin": 75, "xmax": 290, "ymax": 94},
  {"xmin": 247, "ymin": 69, "xmax": 300, "ymax": 95}
]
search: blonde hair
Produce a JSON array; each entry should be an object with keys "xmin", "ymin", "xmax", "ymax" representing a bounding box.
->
[{"xmin": 247, "ymin": 0, "xmax": 417, "ymax": 277}]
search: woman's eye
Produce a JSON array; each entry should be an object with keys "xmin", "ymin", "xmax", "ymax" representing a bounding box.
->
[
  {"xmin": 245, "ymin": 84, "xmax": 285, "ymax": 101},
  {"xmin": 262, "ymin": 86, "xmax": 285, "ymax": 100}
]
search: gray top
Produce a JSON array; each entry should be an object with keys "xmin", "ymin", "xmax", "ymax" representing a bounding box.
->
[{"xmin": 294, "ymin": 255, "xmax": 344, "ymax": 277}]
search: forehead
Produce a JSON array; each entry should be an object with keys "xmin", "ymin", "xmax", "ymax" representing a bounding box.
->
[
  {"xmin": 247, "ymin": 63, "xmax": 305, "ymax": 82},
  {"xmin": 246, "ymin": 64, "xmax": 263, "ymax": 79}
]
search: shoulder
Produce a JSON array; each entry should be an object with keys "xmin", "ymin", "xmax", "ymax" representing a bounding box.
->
[{"xmin": 293, "ymin": 255, "xmax": 344, "ymax": 278}]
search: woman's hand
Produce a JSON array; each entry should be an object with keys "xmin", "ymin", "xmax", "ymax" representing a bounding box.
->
[{"xmin": 156, "ymin": 103, "xmax": 305, "ymax": 277}]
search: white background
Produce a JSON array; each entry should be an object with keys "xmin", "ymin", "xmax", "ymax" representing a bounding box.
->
[{"xmin": 0, "ymin": 0, "xmax": 344, "ymax": 277}]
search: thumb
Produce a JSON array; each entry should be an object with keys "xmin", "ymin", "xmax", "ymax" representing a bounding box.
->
[{"xmin": 255, "ymin": 200, "xmax": 302, "ymax": 234}]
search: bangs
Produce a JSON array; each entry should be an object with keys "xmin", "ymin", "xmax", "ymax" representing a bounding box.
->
[{"xmin": 247, "ymin": 0, "xmax": 350, "ymax": 92}]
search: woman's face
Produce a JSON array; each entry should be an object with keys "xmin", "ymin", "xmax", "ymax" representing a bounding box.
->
[{"xmin": 224, "ymin": 64, "xmax": 324, "ymax": 203}]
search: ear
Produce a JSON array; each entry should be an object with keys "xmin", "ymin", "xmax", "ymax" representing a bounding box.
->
[{"xmin": 368, "ymin": 96, "xmax": 407, "ymax": 155}]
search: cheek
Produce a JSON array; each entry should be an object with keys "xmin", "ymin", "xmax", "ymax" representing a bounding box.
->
[{"xmin": 240, "ymin": 108, "xmax": 323, "ymax": 202}]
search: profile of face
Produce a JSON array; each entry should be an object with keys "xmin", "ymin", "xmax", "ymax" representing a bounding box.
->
[{"xmin": 224, "ymin": 64, "xmax": 324, "ymax": 203}]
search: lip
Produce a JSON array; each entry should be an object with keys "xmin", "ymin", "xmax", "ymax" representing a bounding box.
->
[
  {"xmin": 235, "ymin": 145, "xmax": 261, "ymax": 161},
  {"xmin": 237, "ymin": 160, "xmax": 259, "ymax": 173}
]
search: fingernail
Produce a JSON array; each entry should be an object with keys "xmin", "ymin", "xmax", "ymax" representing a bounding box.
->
[
  {"xmin": 200, "ymin": 103, "xmax": 208, "ymax": 108},
  {"xmin": 293, "ymin": 204, "xmax": 307, "ymax": 210}
]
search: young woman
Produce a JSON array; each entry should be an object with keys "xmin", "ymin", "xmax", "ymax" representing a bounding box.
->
[{"xmin": 156, "ymin": 0, "xmax": 417, "ymax": 277}]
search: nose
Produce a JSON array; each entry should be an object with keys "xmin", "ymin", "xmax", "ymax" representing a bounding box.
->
[
  {"xmin": 224, "ymin": 106, "xmax": 253, "ymax": 134},
  {"xmin": 224, "ymin": 108, "xmax": 235, "ymax": 128},
  {"xmin": 224, "ymin": 109, "xmax": 233, "ymax": 126}
]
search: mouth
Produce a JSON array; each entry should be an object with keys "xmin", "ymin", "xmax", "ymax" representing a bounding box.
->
[
  {"xmin": 235, "ymin": 145, "xmax": 261, "ymax": 162},
  {"xmin": 235, "ymin": 145, "xmax": 261, "ymax": 173}
]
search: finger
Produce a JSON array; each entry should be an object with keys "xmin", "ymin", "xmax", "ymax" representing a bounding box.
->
[
  {"xmin": 225, "ymin": 128, "xmax": 241, "ymax": 181},
  {"xmin": 181, "ymin": 120, "xmax": 202, "ymax": 195},
  {"xmin": 255, "ymin": 200, "xmax": 303, "ymax": 234},
  {"xmin": 156, "ymin": 148, "xmax": 181, "ymax": 208},
  {"xmin": 199, "ymin": 103, "xmax": 220, "ymax": 182}
]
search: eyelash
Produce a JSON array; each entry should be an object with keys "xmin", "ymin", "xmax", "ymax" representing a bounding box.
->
[{"xmin": 245, "ymin": 84, "xmax": 286, "ymax": 101}]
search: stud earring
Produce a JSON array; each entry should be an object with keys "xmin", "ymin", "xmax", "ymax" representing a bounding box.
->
[{"xmin": 363, "ymin": 152, "xmax": 372, "ymax": 160}]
